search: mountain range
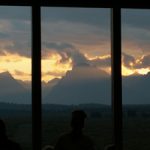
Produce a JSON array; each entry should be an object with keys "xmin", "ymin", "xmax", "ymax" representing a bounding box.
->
[
  {"xmin": 43, "ymin": 66, "xmax": 111, "ymax": 104},
  {"xmin": 0, "ymin": 66, "xmax": 150, "ymax": 104},
  {"xmin": 0, "ymin": 71, "xmax": 31, "ymax": 104}
]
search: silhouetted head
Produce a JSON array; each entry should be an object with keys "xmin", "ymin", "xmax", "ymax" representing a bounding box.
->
[
  {"xmin": 71, "ymin": 110, "xmax": 87, "ymax": 131},
  {"xmin": 0, "ymin": 119, "xmax": 6, "ymax": 138}
]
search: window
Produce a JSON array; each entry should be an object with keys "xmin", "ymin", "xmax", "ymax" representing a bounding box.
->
[
  {"xmin": 0, "ymin": 1, "xmax": 149, "ymax": 150},
  {"xmin": 122, "ymin": 9, "xmax": 150, "ymax": 150},
  {"xmin": 41, "ymin": 7, "xmax": 112, "ymax": 150},
  {"xmin": 0, "ymin": 6, "xmax": 32, "ymax": 150}
]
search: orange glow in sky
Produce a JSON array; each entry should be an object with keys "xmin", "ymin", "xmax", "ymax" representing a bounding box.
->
[
  {"xmin": 0, "ymin": 52, "xmax": 31, "ymax": 81},
  {"xmin": 135, "ymin": 68, "xmax": 150, "ymax": 75},
  {"xmin": 41, "ymin": 53, "xmax": 72, "ymax": 82},
  {"xmin": 0, "ymin": 52, "xmax": 149, "ymax": 82}
]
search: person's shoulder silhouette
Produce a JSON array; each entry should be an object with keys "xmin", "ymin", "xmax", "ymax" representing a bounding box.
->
[
  {"xmin": 54, "ymin": 110, "xmax": 96, "ymax": 150},
  {"xmin": 104, "ymin": 144, "xmax": 115, "ymax": 150},
  {"xmin": 42, "ymin": 145, "xmax": 54, "ymax": 150},
  {"xmin": 0, "ymin": 119, "xmax": 22, "ymax": 150}
]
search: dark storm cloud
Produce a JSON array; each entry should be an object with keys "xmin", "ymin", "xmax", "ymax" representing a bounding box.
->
[
  {"xmin": 122, "ymin": 52, "xmax": 150, "ymax": 69},
  {"xmin": 134, "ymin": 54, "xmax": 150, "ymax": 69},
  {"xmin": 44, "ymin": 42, "xmax": 75, "ymax": 50},
  {"xmin": 0, "ymin": 32, "xmax": 9, "ymax": 39},
  {"xmin": 90, "ymin": 56, "xmax": 111, "ymax": 68},
  {"xmin": 122, "ymin": 9, "xmax": 150, "ymax": 30},
  {"xmin": 122, "ymin": 53, "xmax": 135, "ymax": 68},
  {"xmin": 2, "ymin": 41, "xmax": 31, "ymax": 57},
  {"xmin": 122, "ymin": 9, "xmax": 150, "ymax": 53},
  {"xmin": 43, "ymin": 42, "xmax": 112, "ymax": 68},
  {"xmin": 122, "ymin": 26, "xmax": 150, "ymax": 53},
  {"xmin": 41, "ymin": 8, "xmax": 110, "ymax": 29},
  {"xmin": 12, "ymin": 20, "xmax": 31, "ymax": 31},
  {"xmin": 0, "ymin": 6, "xmax": 31, "ymax": 20},
  {"xmin": 43, "ymin": 42, "xmax": 89, "ymax": 67},
  {"xmin": 142, "ymin": 55, "xmax": 150, "ymax": 67},
  {"xmin": 0, "ymin": 7, "xmax": 31, "ymax": 58}
]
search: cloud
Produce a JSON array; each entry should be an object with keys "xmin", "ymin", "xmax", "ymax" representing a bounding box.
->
[
  {"xmin": 44, "ymin": 42, "xmax": 75, "ymax": 50},
  {"xmin": 4, "ymin": 41, "xmax": 31, "ymax": 57},
  {"xmin": 142, "ymin": 55, "xmax": 150, "ymax": 67},
  {"xmin": 122, "ymin": 25, "xmax": 150, "ymax": 54},
  {"xmin": 41, "ymin": 8, "xmax": 110, "ymax": 50},
  {"xmin": 90, "ymin": 56, "xmax": 111, "ymax": 68},
  {"xmin": 122, "ymin": 10, "xmax": 150, "ymax": 54},
  {"xmin": 43, "ymin": 42, "xmax": 89, "ymax": 67},
  {"xmin": 122, "ymin": 52, "xmax": 150, "ymax": 70},
  {"xmin": 0, "ymin": 7, "xmax": 31, "ymax": 58},
  {"xmin": 42, "ymin": 21, "xmax": 110, "ymax": 50},
  {"xmin": 41, "ymin": 8, "xmax": 110, "ymax": 29},
  {"xmin": 0, "ymin": 19, "xmax": 31, "ymax": 57},
  {"xmin": 0, "ymin": 40, "xmax": 31, "ymax": 57},
  {"xmin": 42, "ymin": 71, "xmax": 64, "ymax": 77},
  {"xmin": 0, "ymin": 50, "xmax": 5, "ymax": 56},
  {"xmin": 122, "ymin": 9, "xmax": 150, "ymax": 31},
  {"xmin": 43, "ymin": 41, "xmax": 113, "ymax": 71},
  {"xmin": 0, "ymin": 6, "xmax": 31, "ymax": 20},
  {"xmin": 122, "ymin": 53, "xmax": 135, "ymax": 68},
  {"xmin": 41, "ymin": 12, "xmax": 111, "ymax": 60},
  {"xmin": 14, "ymin": 70, "xmax": 31, "ymax": 76},
  {"xmin": 134, "ymin": 54, "xmax": 150, "ymax": 69},
  {"xmin": 0, "ymin": 32, "xmax": 9, "ymax": 39}
]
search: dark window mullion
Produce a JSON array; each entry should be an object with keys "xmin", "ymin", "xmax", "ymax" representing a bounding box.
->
[
  {"xmin": 0, "ymin": 0, "xmax": 31, "ymax": 6},
  {"xmin": 111, "ymin": 7, "xmax": 123, "ymax": 150},
  {"xmin": 32, "ymin": 3, "xmax": 42, "ymax": 150},
  {"xmin": 41, "ymin": 0, "xmax": 112, "ymax": 8}
]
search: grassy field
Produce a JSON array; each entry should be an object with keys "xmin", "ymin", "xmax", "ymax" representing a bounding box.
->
[
  {"xmin": 123, "ymin": 118, "xmax": 150, "ymax": 150},
  {"xmin": 3, "ymin": 116, "xmax": 32, "ymax": 150},
  {"xmin": 2, "ymin": 115, "xmax": 150, "ymax": 150},
  {"xmin": 42, "ymin": 116, "xmax": 113, "ymax": 150}
]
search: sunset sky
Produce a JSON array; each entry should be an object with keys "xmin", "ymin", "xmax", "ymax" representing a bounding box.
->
[{"xmin": 0, "ymin": 7, "xmax": 150, "ymax": 82}]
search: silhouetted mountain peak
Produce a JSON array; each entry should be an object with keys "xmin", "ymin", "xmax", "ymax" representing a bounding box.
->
[
  {"xmin": 0, "ymin": 71, "xmax": 31, "ymax": 104},
  {"xmin": 63, "ymin": 66, "xmax": 109, "ymax": 83},
  {"xmin": 0, "ymin": 71, "xmax": 26, "ymax": 94},
  {"xmin": 0, "ymin": 71, "xmax": 13, "ymax": 79},
  {"xmin": 44, "ymin": 66, "xmax": 111, "ymax": 104}
]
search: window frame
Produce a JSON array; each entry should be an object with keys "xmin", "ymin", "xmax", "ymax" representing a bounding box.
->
[{"xmin": 0, "ymin": 1, "xmax": 149, "ymax": 150}]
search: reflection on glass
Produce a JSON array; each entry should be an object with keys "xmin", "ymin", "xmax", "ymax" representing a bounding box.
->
[
  {"xmin": 0, "ymin": 6, "xmax": 32, "ymax": 150},
  {"xmin": 122, "ymin": 9, "xmax": 150, "ymax": 150},
  {"xmin": 41, "ymin": 8, "xmax": 112, "ymax": 150}
]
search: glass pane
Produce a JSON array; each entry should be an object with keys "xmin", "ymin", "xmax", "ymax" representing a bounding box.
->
[
  {"xmin": 122, "ymin": 9, "xmax": 150, "ymax": 150},
  {"xmin": 41, "ymin": 7, "xmax": 112, "ymax": 150},
  {"xmin": 0, "ymin": 6, "xmax": 32, "ymax": 150}
]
